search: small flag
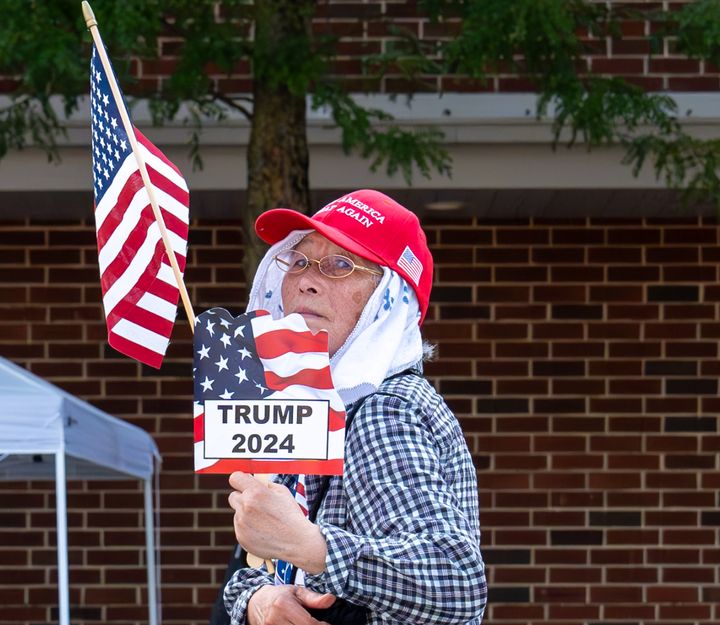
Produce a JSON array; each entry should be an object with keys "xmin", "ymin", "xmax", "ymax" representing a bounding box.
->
[
  {"xmin": 89, "ymin": 44, "xmax": 189, "ymax": 368},
  {"xmin": 274, "ymin": 474, "xmax": 308, "ymax": 585},
  {"xmin": 193, "ymin": 308, "xmax": 346, "ymax": 475},
  {"xmin": 397, "ymin": 245, "xmax": 423, "ymax": 286}
]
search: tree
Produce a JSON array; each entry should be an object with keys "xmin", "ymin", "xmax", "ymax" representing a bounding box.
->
[{"xmin": 2, "ymin": 0, "xmax": 720, "ymax": 277}]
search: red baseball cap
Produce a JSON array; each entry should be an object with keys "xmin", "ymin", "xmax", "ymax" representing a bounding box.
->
[{"xmin": 255, "ymin": 189, "xmax": 433, "ymax": 324}]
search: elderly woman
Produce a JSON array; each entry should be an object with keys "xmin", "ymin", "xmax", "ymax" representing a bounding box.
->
[{"xmin": 223, "ymin": 190, "xmax": 486, "ymax": 625}]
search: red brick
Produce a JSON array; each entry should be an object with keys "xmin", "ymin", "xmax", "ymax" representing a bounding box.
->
[
  {"xmin": 590, "ymin": 548, "xmax": 644, "ymax": 565},
  {"xmin": 669, "ymin": 76, "xmax": 720, "ymax": 90},
  {"xmin": 650, "ymin": 58, "xmax": 701, "ymax": 73},
  {"xmin": 663, "ymin": 567, "xmax": 716, "ymax": 583},
  {"xmin": 608, "ymin": 454, "xmax": 659, "ymax": 470},
  {"xmin": 663, "ymin": 492, "xmax": 716, "ymax": 507},
  {"xmin": 536, "ymin": 548, "xmax": 588, "ymax": 565},
  {"xmin": 550, "ymin": 266, "xmax": 604, "ymax": 282},
  {"xmin": 663, "ymin": 529, "xmax": 715, "ymax": 545},
  {"xmin": 588, "ymin": 323, "xmax": 640, "ymax": 339},
  {"xmin": 607, "ymin": 378, "xmax": 661, "ymax": 394},
  {"xmin": 535, "ymin": 585, "xmax": 587, "ymax": 603},
  {"xmin": 475, "ymin": 286, "xmax": 530, "ymax": 302},
  {"xmin": 497, "ymin": 77, "xmax": 541, "ymax": 92},
  {"xmin": 589, "ymin": 473, "xmax": 642, "ymax": 489},
  {"xmin": 611, "ymin": 39, "xmax": 652, "ymax": 55},
  {"xmin": 607, "ymin": 265, "xmax": 660, "ymax": 281},
  {"xmin": 552, "ymin": 378, "xmax": 605, "ymax": 395},
  {"xmin": 588, "ymin": 246, "xmax": 641, "ymax": 263},
  {"xmin": 607, "ymin": 491, "xmax": 659, "ymax": 507},
  {"xmin": 495, "ymin": 304, "xmax": 547, "ymax": 320},
  {"xmin": 603, "ymin": 605, "xmax": 656, "ymax": 619},
  {"xmin": 606, "ymin": 304, "xmax": 660, "ymax": 320},
  {"xmin": 533, "ymin": 286, "xmax": 586, "ymax": 302},
  {"xmin": 660, "ymin": 604, "xmax": 712, "ymax": 619},
  {"xmin": 606, "ymin": 529, "xmax": 660, "ymax": 545},
  {"xmin": 534, "ymin": 323, "xmax": 586, "ymax": 340}
]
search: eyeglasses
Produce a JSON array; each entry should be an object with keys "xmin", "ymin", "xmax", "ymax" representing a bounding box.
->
[{"xmin": 274, "ymin": 249, "xmax": 383, "ymax": 279}]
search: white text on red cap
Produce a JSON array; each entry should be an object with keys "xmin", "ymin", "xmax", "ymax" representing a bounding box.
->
[{"xmin": 316, "ymin": 194, "xmax": 386, "ymax": 229}]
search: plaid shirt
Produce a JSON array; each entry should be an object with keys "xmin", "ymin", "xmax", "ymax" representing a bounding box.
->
[{"xmin": 224, "ymin": 370, "xmax": 487, "ymax": 624}]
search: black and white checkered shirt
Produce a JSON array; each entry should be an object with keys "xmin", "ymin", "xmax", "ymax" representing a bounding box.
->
[{"xmin": 225, "ymin": 370, "xmax": 487, "ymax": 624}]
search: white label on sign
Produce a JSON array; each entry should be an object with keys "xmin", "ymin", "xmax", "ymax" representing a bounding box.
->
[{"xmin": 203, "ymin": 399, "xmax": 330, "ymax": 460}]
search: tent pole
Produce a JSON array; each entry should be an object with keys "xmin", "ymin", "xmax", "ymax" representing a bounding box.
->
[
  {"xmin": 55, "ymin": 452, "xmax": 70, "ymax": 625},
  {"xmin": 144, "ymin": 479, "xmax": 158, "ymax": 625}
]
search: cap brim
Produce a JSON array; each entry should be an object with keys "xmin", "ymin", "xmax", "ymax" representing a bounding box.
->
[{"xmin": 255, "ymin": 208, "xmax": 387, "ymax": 266}]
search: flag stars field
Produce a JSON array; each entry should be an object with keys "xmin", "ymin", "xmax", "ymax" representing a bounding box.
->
[{"xmin": 90, "ymin": 63, "xmax": 130, "ymax": 196}]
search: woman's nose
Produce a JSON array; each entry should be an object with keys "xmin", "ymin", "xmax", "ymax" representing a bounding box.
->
[{"xmin": 297, "ymin": 266, "xmax": 323, "ymax": 293}]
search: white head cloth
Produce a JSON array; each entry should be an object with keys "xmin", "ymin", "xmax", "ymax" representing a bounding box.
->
[{"xmin": 247, "ymin": 230, "xmax": 423, "ymax": 405}]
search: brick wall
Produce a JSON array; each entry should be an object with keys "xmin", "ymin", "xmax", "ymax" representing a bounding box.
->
[
  {"xmin": 148, "ymin": 1, "xmax": 720, "ymax": 95},
  {"xmin": 3, "ymin": 1, "xmax": 719, "ymax": 97},
  {"xmin": 1, "ymin": 213, "xmax": 719, "ymax": 624}
]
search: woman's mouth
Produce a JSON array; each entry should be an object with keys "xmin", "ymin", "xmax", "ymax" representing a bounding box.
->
[{"xmin": 295, "ymin": 309, "xmax": 324, "ymax": 319}]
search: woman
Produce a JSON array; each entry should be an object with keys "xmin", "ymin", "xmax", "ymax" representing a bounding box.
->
[{"xmin": 224, "ymin": 190, "xmax": 486, "ymax": 625}]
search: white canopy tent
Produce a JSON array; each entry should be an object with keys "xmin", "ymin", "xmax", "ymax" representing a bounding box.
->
[{"xmin": 0, "ymin": 356, "xmax": 161, "ymax": 625}]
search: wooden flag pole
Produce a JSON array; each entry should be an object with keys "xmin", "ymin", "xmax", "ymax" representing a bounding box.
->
[
  {"xmin": 82, "ymin": 4, "xmax": 272, "ymax": 572},
  {"xmin": 82, "ymin": 1, "xmax": 195, "ymax": 332}
]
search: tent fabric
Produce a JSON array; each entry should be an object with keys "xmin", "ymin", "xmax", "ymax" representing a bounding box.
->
[
  {"xmin": 0, "ymin": 356, "xmax": 159, "ymax": 480},
  {"xmin": 0, "ymin": 355, "xmax": 161, "ymax": 625}
]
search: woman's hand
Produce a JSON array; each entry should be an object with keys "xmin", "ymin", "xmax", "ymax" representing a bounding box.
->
[
  {"xmin": 228, "ymin": 472, "xmax": 328, "ymax": 573},
  {"xmin": 247, "ymin": 585, "xmax": 335, "ymax": 625}
]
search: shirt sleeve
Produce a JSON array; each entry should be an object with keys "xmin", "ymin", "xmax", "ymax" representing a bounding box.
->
[
  {"xmin": 224, "ymin": 567, "xmax": 274, "ymax": 625},
  {"xmin": 303, "ymin": 393, "xmax": 487, "ymax": 624}
]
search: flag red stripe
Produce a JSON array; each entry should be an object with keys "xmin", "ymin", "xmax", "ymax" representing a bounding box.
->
[
  {"xmin": 255, "ymin": 329, "xmax": 329, "ymax": 359},
  {"xmin": 154, "ymin": 206, "xmax": 188, "ymax": 242},
  {"xmin": 296, "ymin": 481, "xmax": 306, "ymax": 497},
  {"xmin": 96, "ymin": 169, "xmax": 145, "ymax": 249},
  {"xmin": 194, "ymin": 414, "xmax": 204, "ymax": 443},
  {"xmin": 195, "ymin": 458, "xmax": 343, "ymax": 476},
  {"xmin": 108, "ymin": 330, "xmax": 163, "ymax": 369},
  {"xmin": 265, "ymin": 366, "xmax": 334, "ymax": 392},
  {"xmin": 328, "ymin": 408, "xmax": 345, "ymax": 432},
  {"xmin": 147, "ymin": 165, "xmax": 189, "ymax": 207},
  {"xmin": 106, "ymin": 299, "xmax": 175, "ymax": 339},
  {"xmin": 146, "ymin": 270, "xmax": 182, "ymax": 302},
  {"xmin": 99, "ymin": 203, "xmax": 160, "ymax": 289}
]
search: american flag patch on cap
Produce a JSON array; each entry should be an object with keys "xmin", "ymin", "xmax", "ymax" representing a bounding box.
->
[{"xmin": 397, "ymin": 245, "xmax": 423, "ymax": 285}]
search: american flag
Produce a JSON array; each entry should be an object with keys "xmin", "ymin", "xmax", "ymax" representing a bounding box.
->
[
  {"xmin": 193, "ymin": 308, "xmax": 346, "ymax": 475},
  {"xmin": 397, "ymin": 245, "xmax": 423, "ymax": 286},
  {"xmin": 90, "ymin": 44, "xmax": 189, "ymax": 368}
]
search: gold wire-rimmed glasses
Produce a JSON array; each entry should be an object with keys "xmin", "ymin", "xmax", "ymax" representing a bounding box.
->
[{"xmin": 274, "ymin": 249, "xmax": 383, "ymax": 279}]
